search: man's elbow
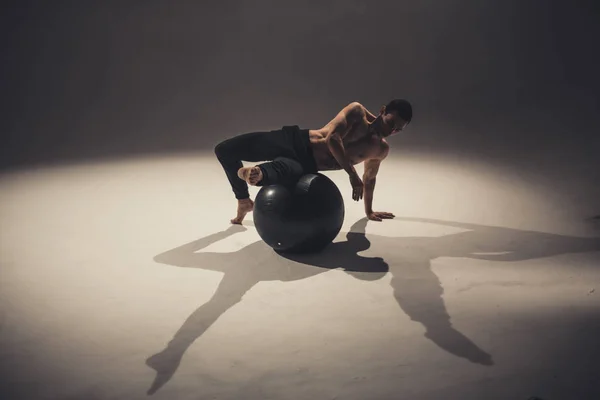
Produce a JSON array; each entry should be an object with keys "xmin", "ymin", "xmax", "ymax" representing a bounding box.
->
[
  {"xmin": 348, "ymin": 101, "xmax": 363, "ymax": 110},
  {"xmin": 326, "ymin": 132, "xmax": 343, "ymax": 146}
]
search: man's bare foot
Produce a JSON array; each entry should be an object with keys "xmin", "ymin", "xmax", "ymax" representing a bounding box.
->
[
  {"xmin": 231, "ymin": 198, "xmax": 254, "ymax": 225},
  {"xmin": 237, "ymin": 166, "xmax": 263, "ymax": 185}
]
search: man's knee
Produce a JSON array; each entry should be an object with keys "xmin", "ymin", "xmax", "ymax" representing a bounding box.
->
[
  {"xmin": 214, "ymin": 140, "xmax": 230, "ymax": 159},
  {"xmin": 274, "ymin": 157, "xmax": 304, "ymax": 176},
  {"xmin": 257, "ymin": 157, "xmax": 304, "ymax": 186}
]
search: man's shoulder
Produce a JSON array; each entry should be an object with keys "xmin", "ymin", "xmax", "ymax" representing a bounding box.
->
[{"xmin": 342, "ymin": 101, "xmax": 367, "ymax": 119}]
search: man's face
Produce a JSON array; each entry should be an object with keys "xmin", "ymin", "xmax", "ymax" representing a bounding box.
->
[{"xmin": 381, "ymin": 110, "xmax": 408, "ymax": 136}]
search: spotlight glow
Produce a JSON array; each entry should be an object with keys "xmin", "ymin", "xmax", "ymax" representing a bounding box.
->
[{"xmin": 1, "ymin": 150, "xmax": 598, "ymax": 399}]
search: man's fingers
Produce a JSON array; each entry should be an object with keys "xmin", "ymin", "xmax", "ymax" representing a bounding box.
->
[{"xmin": 352, "ymin": 185, "xmax": 364, "ymax": 201}]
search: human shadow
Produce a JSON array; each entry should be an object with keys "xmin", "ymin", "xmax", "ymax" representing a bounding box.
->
[
  {"xmin": 145, "ymin": 217, "xmax": 388, "ymax": 395},
  {"xmin": 146, "ymin": 217, "xmax": 600, "ymax": 395}
]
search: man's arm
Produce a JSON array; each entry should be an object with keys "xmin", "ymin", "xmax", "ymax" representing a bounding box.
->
[{"xmin": 363, "ymin": 144, "xmax": 392, "ymax": 219}]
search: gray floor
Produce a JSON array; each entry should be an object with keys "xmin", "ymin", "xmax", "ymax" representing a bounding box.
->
[{"xmin": 1, "ymin": 150, "xmax": 599, "ymax": 400}]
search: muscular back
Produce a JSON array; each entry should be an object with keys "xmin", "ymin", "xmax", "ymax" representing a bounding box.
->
[{"xmin": 308, "ymin": 102, "xmax": 388, "ymax": 171}]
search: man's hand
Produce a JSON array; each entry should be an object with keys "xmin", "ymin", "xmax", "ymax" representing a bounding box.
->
[
  {"xmin": 350, "ymin": 174, "xmax": 364, "ymax": 201},
  {"xmin": 367, "ymin": 211, "xmax": 395, "ymax": 221}
]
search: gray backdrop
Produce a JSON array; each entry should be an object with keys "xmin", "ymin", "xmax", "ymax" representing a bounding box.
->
[{"xmin": 2, "ymin": 0, "xmax": 599, "ymax": 196}]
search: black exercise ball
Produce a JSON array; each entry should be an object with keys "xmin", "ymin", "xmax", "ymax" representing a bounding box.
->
[{"xmin": 253, "ymin": 173, "xmax": 345, "ymax": 253}]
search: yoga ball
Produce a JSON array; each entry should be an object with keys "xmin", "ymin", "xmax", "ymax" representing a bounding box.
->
[{"xmin": 253, "ymin": 173, "xmax": 345, "ymax": 253}]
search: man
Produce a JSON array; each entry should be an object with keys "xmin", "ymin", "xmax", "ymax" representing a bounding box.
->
[{"xmin": 214, "ymin": 99, "xmax": 413, "ymax": 224}]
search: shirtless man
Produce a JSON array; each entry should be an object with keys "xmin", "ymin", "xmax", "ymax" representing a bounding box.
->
[{"xmin": 214, "ymin": 99, "xmax": 413, "ymax": 224}]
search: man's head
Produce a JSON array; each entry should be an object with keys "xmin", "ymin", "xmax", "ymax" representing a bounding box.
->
[{"xmin": 378, "ymin": 99, "xmax": 413, "ymax": 136}]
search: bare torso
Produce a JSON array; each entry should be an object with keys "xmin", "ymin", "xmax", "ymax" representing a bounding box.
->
[
  {"xmin": 229, "ymin": 103, "xmax": 390, "ymax": 224},
  {"xmin": 308, "ymin": 110, "xmax": 387, "ymax": 171}
]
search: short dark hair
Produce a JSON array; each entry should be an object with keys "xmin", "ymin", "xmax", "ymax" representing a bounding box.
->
[{"xmin": 386, "ymin": 99, "xmax": 412, "ymax": 123}]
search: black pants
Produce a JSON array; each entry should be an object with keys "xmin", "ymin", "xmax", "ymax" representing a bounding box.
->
[{"xmin": 214, "ymin": 125, "xmax": 318, "ymax": 199}]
